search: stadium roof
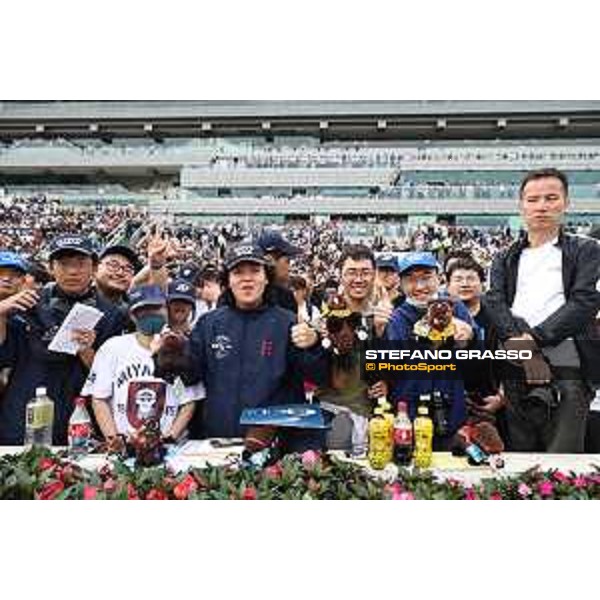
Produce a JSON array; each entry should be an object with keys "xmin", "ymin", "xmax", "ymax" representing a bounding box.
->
[
  {"xmin": 2, "ymin": 101, "xmax": 600, "ymax": 140},
  {"xmin": 2, "ymin": 100, "xmax": 600, "ymax": 119}
]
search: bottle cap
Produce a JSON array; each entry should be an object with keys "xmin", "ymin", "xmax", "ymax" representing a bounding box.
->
[
  {"xmin": 417, "ymin": 405, "xmax": 429, "ymax": 416},
  {"xmin": 397, "ymin": 401, "xmax": 408, "ymax": 413},
  {"xmin": 35, "ymin": 387, "xmax": 47, "ymax": 397}
]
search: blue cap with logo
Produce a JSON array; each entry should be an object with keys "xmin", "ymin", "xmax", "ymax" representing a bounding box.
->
[
  {"xmin": 224, "ymin": 243, "xmax": 269, "ymax": 271},
  {"xmin": 0, "ymin": 251, "xmax": 28, "ymax": 274},
  {"xmin": 48, "ymin": 234, "xmax": 98, "ymax": 260},
  {"xmin": 256, "ymin": 230, "xmax": 301, "ymax": 257},
  {"xmin": 376, "ymin": 253, "xmax": 399, "ymax": 272},
  {"xmin": 128, "ymin": 285, "xmax": 166, "ymax": 313},
  {"xmin": 398, "ymin": 252, "xmax": 439, "ymax": 275},
  {"xmin": 167, "ymin": 279, "xmax": 196, "ymax": 306}
]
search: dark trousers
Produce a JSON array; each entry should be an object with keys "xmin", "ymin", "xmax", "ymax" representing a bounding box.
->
[
  {"xmin": 585, "ymin": 410, "xmax": 600, "ymax": 453},
  {"xmin": 504, "ymin": 372, "xmax": 593, "ymax": 453}
]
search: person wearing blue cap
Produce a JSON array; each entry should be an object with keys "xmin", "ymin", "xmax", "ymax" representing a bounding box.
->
[
  {"xmin": 0, "ymin": 233, "xmax": 126, "ymax": 446},
  {"xmin": 386, "ymin": 251, "xmax": 478, "ymax": 448},
  {"xmin": 83, "ymin": 285, "xmax": 203, "ymax": 448},
  {"xmin": 166, "ymin": 279, "xmax": 196, "ymax": 336},
  {"xmin": 375, "ymin": 253, "xmax": 404, "ymax": 309},
  {"xmin": 256, "ymin": 229, "xmax": 302, "ymax": 313},
  {"xmin": 0, "ymin": 251, "xmax": 28, "ymax": 302}
]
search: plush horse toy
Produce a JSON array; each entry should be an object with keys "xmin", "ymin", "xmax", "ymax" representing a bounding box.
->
[
  {"xmin": 413, "ymin": 298, "xmax": 455, "ymax": 344},
  {"xmin": 320, "ymin": 293, "xmax": 369, "ymax": 370}
]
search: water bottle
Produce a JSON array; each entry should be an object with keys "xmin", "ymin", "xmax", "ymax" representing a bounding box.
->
[{"xmin": 25, "ymin": 387, "xmax": 55, "ymax": 447}]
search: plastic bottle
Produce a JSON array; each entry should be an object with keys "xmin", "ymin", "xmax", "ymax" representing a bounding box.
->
[
  {"xmin": 25, "ymin": 387, "xmax": 55, "ymax": 447},
  {"xmin": 432, "ymin": 390, "xmax": 449, "ymax": 437},
  {"xmin": 68, "ymin": 397, "xmax": 93, "ymax": 455},
  {"xmin": 368, "ymin": 406, "xmax": 393, "ymax": 470},
  {"xmin": 393, "ymin": 401, "xmax": 413, "ymax": 466},
  {"xmin": 413, "ymin": 404, "xmax": 433, "ymax": 469}
]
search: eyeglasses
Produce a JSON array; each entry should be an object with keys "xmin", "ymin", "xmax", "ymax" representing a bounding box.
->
[
  {"xmin": 405, "ymin": 273, "xmax": 437, "ymax": 287},
  {"xmin": 450, "ymin": 275, "xmax": 480, "ymax": 285},
  {"xmin": 342, "ymin": 269, "xmax": 374, "ymax": 281},
  {"xmin": 103, "ymin": 260, "xmax": 134, "ymax": 275}
]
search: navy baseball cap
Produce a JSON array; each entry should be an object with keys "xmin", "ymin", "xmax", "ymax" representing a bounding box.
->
[
  {"xmin": 100, "ymin": 244, "xmax": 142, "ymax": 273},
  {"xmin": 167, "ymin": 279, "xmax": 196, "ymax": 306},
  {"xmin": 0, "ymin": 251, "xmax": 28, "ymax": 274},
  {"xmin": 224, "ymin": 243, "xmax": 269, "ymax": 271},
  {"xmin": 48, "ymin": 234, "xmax": 98, "ymax": 261},
  {"xmin": 256, "ymin": 230, "xmax": 301, "ymax": 257},
  {"xmin": 398, "ymin": 252, "xmax": 439, "ymax": 275},
  {"xmin": 376, "ymin": 254, "xmax": 399, "ymax": 272},
  {"xmin": 128, "ymin": 285, "xmax": 166, "ymax": 313}
]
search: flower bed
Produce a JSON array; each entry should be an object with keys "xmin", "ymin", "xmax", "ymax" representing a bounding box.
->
[{"xmin": 1, "ymin": 448, "xmax": 599, "ymax": 500}]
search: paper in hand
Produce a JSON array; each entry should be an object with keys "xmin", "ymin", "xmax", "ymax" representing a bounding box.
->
[{"xmin": 47, "ymin": 302, "xmax": 104, "ymax": 355}]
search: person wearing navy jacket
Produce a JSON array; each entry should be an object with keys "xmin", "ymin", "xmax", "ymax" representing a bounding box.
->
[
  {"xmin": 386, "ymin": 252, "xmax": 479, "ymax": 449},
  {"xmin": 0, "ymin": 235, "xmax": 125, "ymax": 445},
  {"xmin": 166, "ymin": 243, "xmax": 330, "ymax": 443}
]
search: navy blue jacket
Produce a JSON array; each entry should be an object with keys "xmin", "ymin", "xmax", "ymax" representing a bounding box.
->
[
  {"xmin": 188, "ymin": 303, "xmax": 329, "ymax": 438},
  {"xmin": 386, "ymin": 296, "xmax": 479, "ymax": 435},
  {"xmin": 0, "ymin": 284, "xmax": 125, "ymax": 445}
]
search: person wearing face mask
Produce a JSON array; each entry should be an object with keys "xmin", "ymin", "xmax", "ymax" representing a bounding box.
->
[
  {"xmin": 83, "ymin": 285, "xmax": 204, "ymax": 447},
  {"xmin": 0, "ymin": 234, "xmax": 126, "ymax": 446},
  {"xmin": 386, "ymin": 252, "xmax": 478, "ymax": 448}
]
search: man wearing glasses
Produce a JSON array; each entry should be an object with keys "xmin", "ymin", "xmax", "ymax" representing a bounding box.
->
[
  {"xmin": 95, "ymin": 245, "xmax": 142, "ymax": 313},
  {"xmin": 314, "ymin": 245, "xmax": 392, "ymax": 455},
  {"xmin": 386, "ymin": 252, "xmax": 476, "ymax": 448}
]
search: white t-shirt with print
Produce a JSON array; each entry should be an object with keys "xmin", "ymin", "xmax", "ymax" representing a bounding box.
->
[{"xmin": 82, "ymin": 333, "xmax": 205, "ymax": 436}]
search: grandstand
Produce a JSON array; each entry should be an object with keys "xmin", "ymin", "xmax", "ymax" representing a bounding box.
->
[{"xmin": 1, "ymin": 101, "xmax": 600, "ymax": 229}]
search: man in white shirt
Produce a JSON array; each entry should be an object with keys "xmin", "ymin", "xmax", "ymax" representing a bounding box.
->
[
  {"xmin": 83, "ymin": 285, "xmax": 204, "ymax": 448},
  {"xmin": 486, "ymin": 169, "xmax": 600, "ymax": 452}
]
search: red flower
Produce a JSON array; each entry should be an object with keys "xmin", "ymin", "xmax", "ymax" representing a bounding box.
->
[
  {"xmin": 464, "ymin": 488, "xmax": 478, "ymax": 500},
  {"xmin": 181, "ymin": 473, "xmax": 199, "ymax": 493},
  {"xmin": 552, "ymin": 471, "xmax": 568, "ymax": 483},
  {"xmin": 489, "ymin": 492, "xmax": 503, "ymax": 500},
  {"xmin": 38, "ymin": 457, "xmax": 55, "ymax": 472},
  {"xmin": 83, "ymin": 486, "xmax": 98, "ymax": 500},
  {"xmin": 127, "ymin": 483, "xmax": 139, "ymax": 500},
  {"xmin": 173, "ymin": 482, "xmax": 191, "ymax": 500},
  {"xmin": 573, "ymin": 476, "xmax": 588, "ymax": 489},
  {"xmin": 36, "ymin": 480, "xmax": 65, "ymax": 500},
  {"xmin": 538, "ymin": 481, "xmax": 554, "ymax": 497},
  {"xmin": 242, "ymin": 486, "xmax": 257, "ymax": 500},
  {"xmin": 146, "ymin": 488, "xmax": 168, "ymax": 500},
  {"xmin": 264, "ymin": 463, "xmax": 283, "ymax": 480}
]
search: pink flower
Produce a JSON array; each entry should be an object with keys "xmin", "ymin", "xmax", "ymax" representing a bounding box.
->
[
  {"xmin": 573, "ymin": 476, "xmax": 588, "ymax": 489},
  {"xmin": 518, "ymin": 483, "xmax": 532, "ymax": 498},
  {"xmin": 242, "ymin": 486, "xmax": 257, "ymax": 500},
  {"xmin": 538, "ymin": 481, "xmax": 554, "ymax": 497},
  {"xmin": 464, "ymin": 488, "xmax": 478, "ymax": 500},
  {"xmin": 489, "ymin": 492, "xmax": 503, "ymax": 500},
  {"xmin": 102, "ymin": 479, "xmax": 117, "ymax": 493},
  {"xmin": 301, "ymin": 450, "xmax": 320, "ymax": 470},
  {"xmin": 83, "ymin": 485, "xmax": 98, "ymax": 500},
  {"xmin": 553, "ymin": 471, "xmax": 568, "ymax": 483},
  {"xmin": 397, "ymin": 491, "xmax": 415, "ymax": 500}
]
